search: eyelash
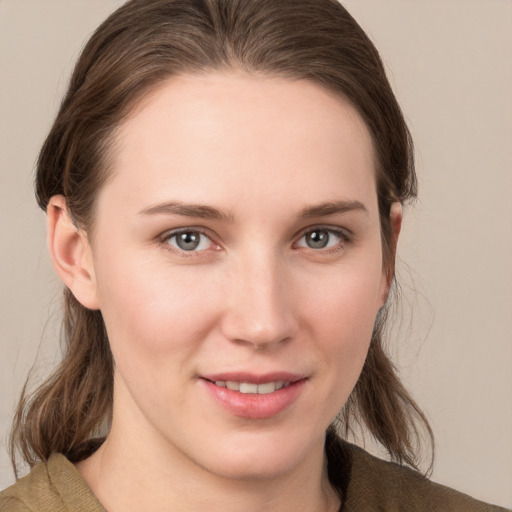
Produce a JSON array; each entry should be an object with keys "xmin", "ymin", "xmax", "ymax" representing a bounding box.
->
[
  {"xmin": 294, "ymin": 226, "xmax": 353, "ymax": 254},
  {"xmin": 159, "ymin": 228, "xmax": 218, "ymax": 256},
  {"xmin": 159, "ymin": 226, "xmax": 353, "ymax": 256}
]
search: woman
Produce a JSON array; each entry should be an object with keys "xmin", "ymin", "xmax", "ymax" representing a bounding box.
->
[{"xmin": 0, "ymin": 1, "xmax": 509, "ymax": 510}]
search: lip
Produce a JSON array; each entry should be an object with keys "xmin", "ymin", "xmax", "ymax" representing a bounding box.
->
[
  {"xmin": 200, "ymin": 372, "xmax": 307, "ymax": 420},
  {"xmin": 202, "ymin": 372, "xmax": 304, "ymax": 384}
]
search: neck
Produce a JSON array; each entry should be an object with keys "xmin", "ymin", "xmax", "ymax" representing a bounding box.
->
[{"xmin": 76, "ymin": 420, "xmax": 340, "ymax": 512}]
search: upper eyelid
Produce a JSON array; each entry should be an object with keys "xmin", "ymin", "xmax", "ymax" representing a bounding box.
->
[
  {"xmin": 294, "ymin": 224, "xmax": 354, "ymax": 240},
  {"xmin": 293, "ymin": 228, "xmax": 353, "ymax": 248},
  {"xmin": 160, "ymin": 226, "xmax": 215, "ymax": 240},
  {"xmin": 159, "ymin": 227, "xmax": 218, "ymax": 252}
]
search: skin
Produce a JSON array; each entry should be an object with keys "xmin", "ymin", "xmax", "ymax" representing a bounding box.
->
[{"xmin": 48, "ymin": 72, "xmax": 401, "ymax": 512}]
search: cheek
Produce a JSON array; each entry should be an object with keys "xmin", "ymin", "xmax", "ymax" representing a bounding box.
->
[
  {"xmin": 300, "ymin": 262, "xmax": 383, "ymax": 375},
  {"xmin": 93, "ymin": 250, "xmax": 222, "ymax": 360},
  {"xmin": 301, "ymin": 261, "xmax": 383, "ymax": 334},
  {"xmin": 93, "ymin": 258, "xmax": 225, "ymax": 415}
]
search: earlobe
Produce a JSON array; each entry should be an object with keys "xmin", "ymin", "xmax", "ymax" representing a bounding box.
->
[{"xmin": 47, "ymin": 195, "xmax": 100, "ymax": 310}]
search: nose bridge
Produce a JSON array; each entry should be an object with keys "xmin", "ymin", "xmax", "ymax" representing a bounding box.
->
[{"xmin": 221, "ymin": 247, "xmax": 297, "ymax": 348}]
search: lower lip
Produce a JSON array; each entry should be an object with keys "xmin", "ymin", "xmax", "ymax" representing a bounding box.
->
[{"xmin": 202, "ymin": 379, "xmax": 306, "ymax": 419}]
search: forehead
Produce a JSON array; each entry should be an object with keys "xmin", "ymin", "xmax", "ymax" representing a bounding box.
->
[{"xmin": 100, "ymin": 72, "xmax": 377, "ymax": 218}]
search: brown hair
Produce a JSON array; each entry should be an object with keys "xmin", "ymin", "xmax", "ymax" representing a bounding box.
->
[{"xmin": 11, "ymin": 0, "xmax": 432, "ymax": 477}]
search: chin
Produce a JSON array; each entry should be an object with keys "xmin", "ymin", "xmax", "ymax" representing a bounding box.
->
[
  {"xmin": 201, "ymin": 453, "xmax": 302, "ymax": 482},
  {"xmin": 192, "ymin": 430, "xmax": 324, "ymax": 482}
]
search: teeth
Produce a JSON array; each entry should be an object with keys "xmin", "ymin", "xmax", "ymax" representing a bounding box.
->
[
  {"xmin": 239, "ymin": 382, "xmax": 258, "ymax": 393},
  {"xmin": 215, "ymin": 380, "xmax": 290, "ymax": 394},
  {"xmin": 226, "ymin": 381, "xmax": 240, "ymax": 391},
  {"xmin": 256, "ymin": 382, "xmax": 276, "ymax": 394}
]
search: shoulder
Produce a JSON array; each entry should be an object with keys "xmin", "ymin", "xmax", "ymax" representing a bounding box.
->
[
  {"xmin": 343, "ymin": 443, "xmax": 510, "ymax": 512},
  {"xmin": 0, "ymin": 459, "xmax": 58, "ymax": 512},
  {"xmin": 0, "ymin": 454, "xmax": 105, "ymax": 512}
]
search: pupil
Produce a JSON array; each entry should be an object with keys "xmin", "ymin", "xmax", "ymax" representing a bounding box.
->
[
  {"xmin": 307, "ymin": 230, "xmax": 329, "ymax": 249},
  {"xmin": 177, "ymin": 232, "xmax": 200, "ymax": 250}
]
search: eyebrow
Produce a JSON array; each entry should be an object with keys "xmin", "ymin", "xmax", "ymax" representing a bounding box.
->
[
  {"xmin": 299, "ymin": 200, "xmax": 368, "ymax": 218},
  {"xmin": 138, "ymin": 201, "xmax": 234, "ymax": 221},
  {"xmin": 138, "ymin": 199, "xmax": 367, "ymax": 221}
]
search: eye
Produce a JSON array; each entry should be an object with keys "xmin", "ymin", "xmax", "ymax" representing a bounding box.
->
[
  {"xmin": 296, "ymin": 228, "xmax": 347, "ymax": 250},
  {"xmin": 164, "ymin": 230, "xmax": 213, "ymax": 252}
]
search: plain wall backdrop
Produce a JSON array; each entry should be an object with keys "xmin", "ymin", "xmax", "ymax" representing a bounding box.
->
[{"xmin": 0, "ymin": 0, "xmax": 511, "ymax": 507}]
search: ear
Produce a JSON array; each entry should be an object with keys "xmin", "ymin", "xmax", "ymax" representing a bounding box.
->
[
  {"xmin": 47, "ymin": 195, "xmax": 100, "ymax": 310},
  {"xmin": 378, "ymin": 202, "xmax": 403, "ymax": 307},
  {"xmin": 389, "ymin": 201, "xmax": 403, "ymax": 264}
]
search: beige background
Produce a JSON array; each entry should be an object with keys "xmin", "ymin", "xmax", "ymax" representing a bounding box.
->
[{"xmin": 0, "ymin": 0, "xmax": 511, "ymax": 506}]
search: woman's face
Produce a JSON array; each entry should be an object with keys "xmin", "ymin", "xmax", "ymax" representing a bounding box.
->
[{"xmin": 84, "ymin": 73, "xmax": 392, "ymax": 479}]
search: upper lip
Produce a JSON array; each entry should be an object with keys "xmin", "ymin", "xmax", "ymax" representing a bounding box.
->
[{"xmin": 200, "ymin": 372, "xmax": 306, "ymax": 384}]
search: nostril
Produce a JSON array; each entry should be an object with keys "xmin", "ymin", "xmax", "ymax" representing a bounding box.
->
[{"xmin": 230, "ymin": 331, "xmax": 293, "ymax": 350}]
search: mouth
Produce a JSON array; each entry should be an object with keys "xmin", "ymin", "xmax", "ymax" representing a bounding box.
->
[{"xmin": 200, "ymin": 373, "xmax": 306, "ymax": 418}]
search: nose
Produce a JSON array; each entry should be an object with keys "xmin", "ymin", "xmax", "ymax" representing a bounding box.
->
[{"xmin": 220, "ymin": 253, "xmax": 298, "ymax": 349}]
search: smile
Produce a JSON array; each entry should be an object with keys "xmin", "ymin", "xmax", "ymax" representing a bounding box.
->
[
  {"xmin": 213, "ymin": 380, "xmax": 290, "ymax": 394},
  {"xmin": 202, "ymin": 376, "xmax": 306, "ymax": 419}
]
